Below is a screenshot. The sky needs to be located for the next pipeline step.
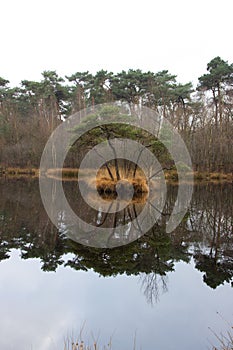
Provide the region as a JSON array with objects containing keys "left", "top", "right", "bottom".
[{"left": 1, "top": 0, "right": 233, "bottom": 87}]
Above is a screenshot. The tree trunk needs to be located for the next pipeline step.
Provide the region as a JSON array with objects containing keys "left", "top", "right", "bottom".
[{"left": 107, "top": 137, "right": 121, "bottom": 181}]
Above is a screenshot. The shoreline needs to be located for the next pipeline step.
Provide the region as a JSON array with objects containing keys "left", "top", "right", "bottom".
[{"left": 0, "top": 167, "right": 232, "bottom": 183}]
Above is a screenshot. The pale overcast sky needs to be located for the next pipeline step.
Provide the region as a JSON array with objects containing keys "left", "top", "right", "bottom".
[{"left": 1, "top": 0, "right": 233, "bottom": 87}]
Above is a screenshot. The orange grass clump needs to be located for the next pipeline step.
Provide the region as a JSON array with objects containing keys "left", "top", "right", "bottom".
[{"left": 95, "top": 175, "right": 148, "bottom": 197}]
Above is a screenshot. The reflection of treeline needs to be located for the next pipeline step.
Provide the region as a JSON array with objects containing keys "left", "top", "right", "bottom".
[
  {"left": 0, "top": 179, "right": 232, "bottom": 292},
  {"left": 189, "top": 184, "right": 233, "bottom": 289},
  {"left": 0, "top": 56, "right": 233, "bottom": 171}
]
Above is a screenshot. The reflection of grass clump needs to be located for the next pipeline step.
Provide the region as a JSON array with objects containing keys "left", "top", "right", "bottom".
[
  {"left": 96, "top": 177, "right": 116, "bottom": 194},
  {"left": 131, "top": 177, "right": 149, "bottom": 193}
]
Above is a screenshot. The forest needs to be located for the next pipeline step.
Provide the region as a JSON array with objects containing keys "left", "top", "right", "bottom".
[{"left": 0, "top": 56, "right": 233, "bottom": 173}]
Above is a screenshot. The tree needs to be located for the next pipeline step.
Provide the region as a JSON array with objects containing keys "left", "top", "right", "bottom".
[
  {"left": 111, "top": 69, "right": 146, "bottom": 108},
  {"left": 66, "top": 71, "right": 93, "bottom": 112},
  {"left": 198, "top": 56, "right": 233, "bottom": 127},
  {"left": 69, "top": 104, "right": 172, "bottom": 178},
  {"left": 89, "top": 70, "right": 113, "bottom": 105},
  {"left": 148, "top": 70, "right": 177, "bottom": 118},
  {"left": 70, "top": 105, "right": 137, "bottom": 179},
  {"left": 195, "top": 57, "right": 233, "bottom": 172},
  {"left": 40, "top": 70, "right": 70, "bottom": 121}
]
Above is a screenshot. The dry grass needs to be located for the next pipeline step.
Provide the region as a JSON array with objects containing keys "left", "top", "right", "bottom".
[
  {"left": 0, "top": 167, "right": 39, "bottom": 176},
  {"left": 63, "top": 323, "right": 114, "bottom": 350},
  {"left": 45, "top": 168, "right": 98, "bottom": 181},
  {"left": 2, "top": 165, "right": 232, "bottom": 184},
  {"left": 95, "top": 175, "right": 148, "bottom": 197},
  {"left": 88, "top": 164, "right": 150, "bottom": 197},
  {"left": 97, "top": 164, "right": 145, "bottom": 181},
  {"left": 63, "top": 317, "right": 233, "bottom": 350},
  {"left": 209, "top": 172, "right": 232, "bottom": 180},
  {"left": 164, "top": 170, "right": 178, "bottom": 180},
  {"left": 44, "top": 165, "right": 150, "bottom": 202},
  {"left": 64, "top": 340, "right": 103, "bottom": 350},
  {"left": 164, "top": 170, "right": 233, "bottom": 183},
  {"left": 209, "top": 314, "right": 233, "bottom": 350},
  {"left": 211, "top": 327, "right": 233, "bottom": 349},
  {"left": 46, "top": 168, "right": 79, "bottom": 178}
]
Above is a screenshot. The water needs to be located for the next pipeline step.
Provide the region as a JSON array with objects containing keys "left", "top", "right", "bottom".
[{"left": 0, "top": 178, "right": 232, "bottom": 350}]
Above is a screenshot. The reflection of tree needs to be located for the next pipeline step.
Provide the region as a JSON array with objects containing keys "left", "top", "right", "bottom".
[
  {"left": 140, "top": 272, "right": 168, "bottom": 305},
  {"left": 64, "top": 225, "right": 189, "bottom": 277},
  {"left": 189, "top": 184, "right": 233, "bottom": 288},
  {"left": 0, "top": 178, "right": 68, "bottom": 271},
  {"left": 0, "top": 179, "right": 233, "bottom": 295},
  {"left": 194, "top": 254, "right": 233, "bottom": 289},
  {"left": 20, "top": 230, "right": 67, "bottom": 272}
]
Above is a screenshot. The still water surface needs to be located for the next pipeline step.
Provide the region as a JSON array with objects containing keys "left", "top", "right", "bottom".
[{"left": 0, "top": 178, "right": 232, "bottom": 350}]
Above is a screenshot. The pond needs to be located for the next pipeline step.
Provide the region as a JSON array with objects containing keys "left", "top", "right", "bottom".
[{"left": 0, "top": 178, "right": 232, "bottom": 350}]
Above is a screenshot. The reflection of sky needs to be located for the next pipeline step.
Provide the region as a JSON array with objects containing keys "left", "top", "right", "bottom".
[{"left": 0, "top": 250, "right": 232, "bottom": 350}]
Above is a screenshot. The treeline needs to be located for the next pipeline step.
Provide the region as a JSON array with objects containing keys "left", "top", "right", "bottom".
[{"left": 0, "top": 56, "right": 232, "bottom": 171}]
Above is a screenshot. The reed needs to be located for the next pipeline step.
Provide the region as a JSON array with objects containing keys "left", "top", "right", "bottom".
[
  {"left": 64, "top": 340, "right": 101, "bottom": 350},
  {"left": 210, "top": 322, "right": 233, "bottom": 349}
]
